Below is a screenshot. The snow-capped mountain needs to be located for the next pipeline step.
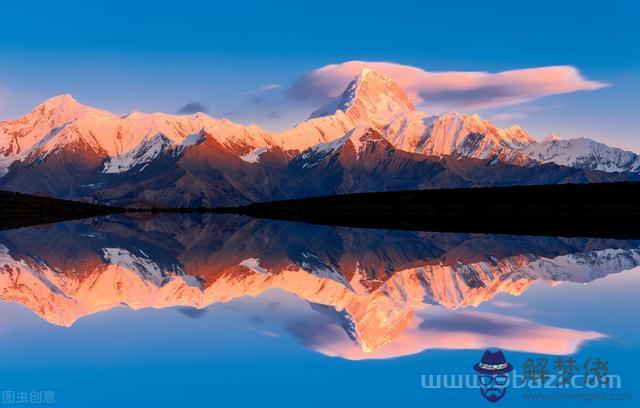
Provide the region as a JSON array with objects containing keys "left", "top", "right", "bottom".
[
  {"left": 2, "top": 91, "right": 274, "bottom": 175},
  {"left": 309, "top": 68, "right": 415, "bottom": 126},
  {"left": 382, "top": 111, "right": 535, "bottom": 165},
  {"left": 273, "top": 68, "right": 413, "bottom": 150},
  {"left": 283, "top": 125, "right": 632, "bottom": 200},
  {"left": 281, "top": 69, "right": 535, "bottom": 164},
  {"left": 1, "top": 68, "right": 638, "bottom": 206},
  {"left": 0, "top": 94, "right": 276, "bottom": 175},
  {"left": 0, "top": 94, "right": 113, "bottom": 175},
  {"left": 523, "top": 136, "right": 640, "bottom": 173}
]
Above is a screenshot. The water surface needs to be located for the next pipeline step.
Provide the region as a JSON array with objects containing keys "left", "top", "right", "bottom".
[{"left": 0, "top": 214, "right": 638, "bottom": 407}]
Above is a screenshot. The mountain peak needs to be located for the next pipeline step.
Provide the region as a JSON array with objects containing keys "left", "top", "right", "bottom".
[
  {"left": 31, "top": 94, "right": 98, "bottom": 122},
  {"left": 40, "top": 93, "right": 80, "bottom": 109},
  {"left": 358, "top": 67, "right": 375, "bottom": 76},
  {"left": 309, "top": 68, "right": 415, "bottom": 127},
  {"left": 355, "top": 67, "right": 390, "bottom": 85},
  {"left": 46, "top": 93, "right": 75, "bottom": 101},
  {"left": 2, "top": 94, "right": 99, "bottom": 133}
]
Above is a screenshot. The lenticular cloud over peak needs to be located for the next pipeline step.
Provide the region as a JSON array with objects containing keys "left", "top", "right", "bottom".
[{"left": 287, "top": 61, "right": 608, "bottom": 111}]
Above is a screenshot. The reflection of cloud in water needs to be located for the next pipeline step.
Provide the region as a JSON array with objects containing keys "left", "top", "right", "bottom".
[
  {"left": 287, "top": 308, "right": 605, "bottom": 360},
  {"left": 176, "top": 307, "right": 209, "bottom": 319},
  {"left": 490, "top": 299, "right": 527, "bottom": 309}
]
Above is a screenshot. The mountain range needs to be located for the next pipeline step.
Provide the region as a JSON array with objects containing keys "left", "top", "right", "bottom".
[{"left": 1, "top": 68, "right": 639, "bottom": 207}]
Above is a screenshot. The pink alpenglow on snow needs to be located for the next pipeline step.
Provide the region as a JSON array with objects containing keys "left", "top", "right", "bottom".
[{"left": 288, "top": 61, "right": 608, "bottom": 110}]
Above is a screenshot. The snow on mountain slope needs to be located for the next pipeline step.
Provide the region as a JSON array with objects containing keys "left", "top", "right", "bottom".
[
  {"left": 0, "top": 94, "right": 116, "bottom": 174},
  {"left": 382, "top": 111, "right": 536, "bottom": 164},
  {"left": 103, "top": 134, "right": 176, "bottom": 173},
  {"left": 275, "top": 110, "right": 355, "bottom": 151},
  {"left": 309, "top": 68, "right": 415, "bottom": 127},
  {"left": 1, "top": 68, "right": 637, "bottom": 192},
  {"left": 275, "top": 69, "right": 417, "bottom": 152},
  {"left": 239, "top": 147, "right": 269, "bottom": 163},
  {"left": 302, "top": 126, "right": 383, "bottom": 159},
  {"left": 522, "top": 136, "right": 640, "bottom": 173},
  {"left": 101, "top": 115, "right": 274, "bottom": 172},
  {"left": 301, "top": 68, "right": 536, "bottom": 165},
  {"left": 273, "top": 70, "right": 415, "bottom": 152},
  {"left": 97, "top": 113, "right": 276, "bottom": 172},
  {"left": 1, "top": 95, "right": 278, "bottom": 174},
  {"left": 291, "top": 125, "right": 390, "bottom": 171}
]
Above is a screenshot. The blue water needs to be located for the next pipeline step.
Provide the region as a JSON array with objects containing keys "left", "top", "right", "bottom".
[{"left": 0, "top": 215, "right": 637, "bottom": 407}]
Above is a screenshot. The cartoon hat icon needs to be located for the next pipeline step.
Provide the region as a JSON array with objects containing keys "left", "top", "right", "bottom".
[{"left": 473, "top": 349, "right": 513, "bottom": 375}]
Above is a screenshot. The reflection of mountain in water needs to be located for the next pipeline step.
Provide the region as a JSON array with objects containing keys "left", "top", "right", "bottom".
[{"left": 1, "top": 214, "right": 639, "bottom": 355}]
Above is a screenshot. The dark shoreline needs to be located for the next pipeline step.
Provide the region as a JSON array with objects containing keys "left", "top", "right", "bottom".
[
  {"left": 2, "top": 182, "right": 640, "bottom": 238},
  {"left": 216, "top": 182, "right": 640, "bottom": 239},
  {"left": 0, "top": 190, "right": 125, "bottom": 231}
]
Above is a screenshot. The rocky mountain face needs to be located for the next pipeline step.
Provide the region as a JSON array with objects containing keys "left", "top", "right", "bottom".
[
  {"left": 1, "top": 215, "right": 636, "bottom": 354},
  {"left": 1, "top": 70, "right": 638, "bottom": 207}
]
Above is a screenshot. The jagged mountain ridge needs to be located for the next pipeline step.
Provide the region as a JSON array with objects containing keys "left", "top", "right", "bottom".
[
  {"left": 1, "top": 69, "right": 638, "bottom": 206},
  {"left": 523, "top": 136, "right": 640, "bottom": 172},
  {"left": 382, "top": 111, "right": 535, "bottom": 165},
  {"left": 1, "top": 94, "right": 275, "bottom": 173}
]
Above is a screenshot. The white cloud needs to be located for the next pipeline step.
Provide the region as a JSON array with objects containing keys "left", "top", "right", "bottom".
[
  {"left": 491, "top": 103, "right": 563, "bottom": 123},
  {"left": 287, "top": 61, "right": 608, "bottom": 111},
  {"left": 492, "top": 112, "right": 527, "bottom": 121},
  {"left": 243, "top": 83, "right": 281, "bottom": 95}
]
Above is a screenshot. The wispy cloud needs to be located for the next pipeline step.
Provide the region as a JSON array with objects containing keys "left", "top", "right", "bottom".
[
  {"left": 491, "top": 104, "right": 563, "bottom": 122},
  {"left": 492, "top": 112, "right": 526, "bottom": 121},
  {"left": 243, "top": 83, "right": 281, "bottom": 96},
  {"left": 176, "top": 101, "right": 208, "bottom": 114},
  {"left": 240, "top": 84, "right": 285, "bottom": 123},
  {"left": 176, "top": 307, "right": 209, "bottom": 319},
  {"left": 286, "top": 61, "right": 608, "bottom": 111}
]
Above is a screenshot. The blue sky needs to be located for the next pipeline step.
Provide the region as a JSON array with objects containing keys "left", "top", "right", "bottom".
[{"left": 0, "top": 0, "right": 638, "bottom": 150}]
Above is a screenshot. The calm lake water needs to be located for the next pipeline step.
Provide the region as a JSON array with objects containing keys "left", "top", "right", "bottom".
[{"left": 0, "top": 214, "right": 638, "bottom": 407}]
